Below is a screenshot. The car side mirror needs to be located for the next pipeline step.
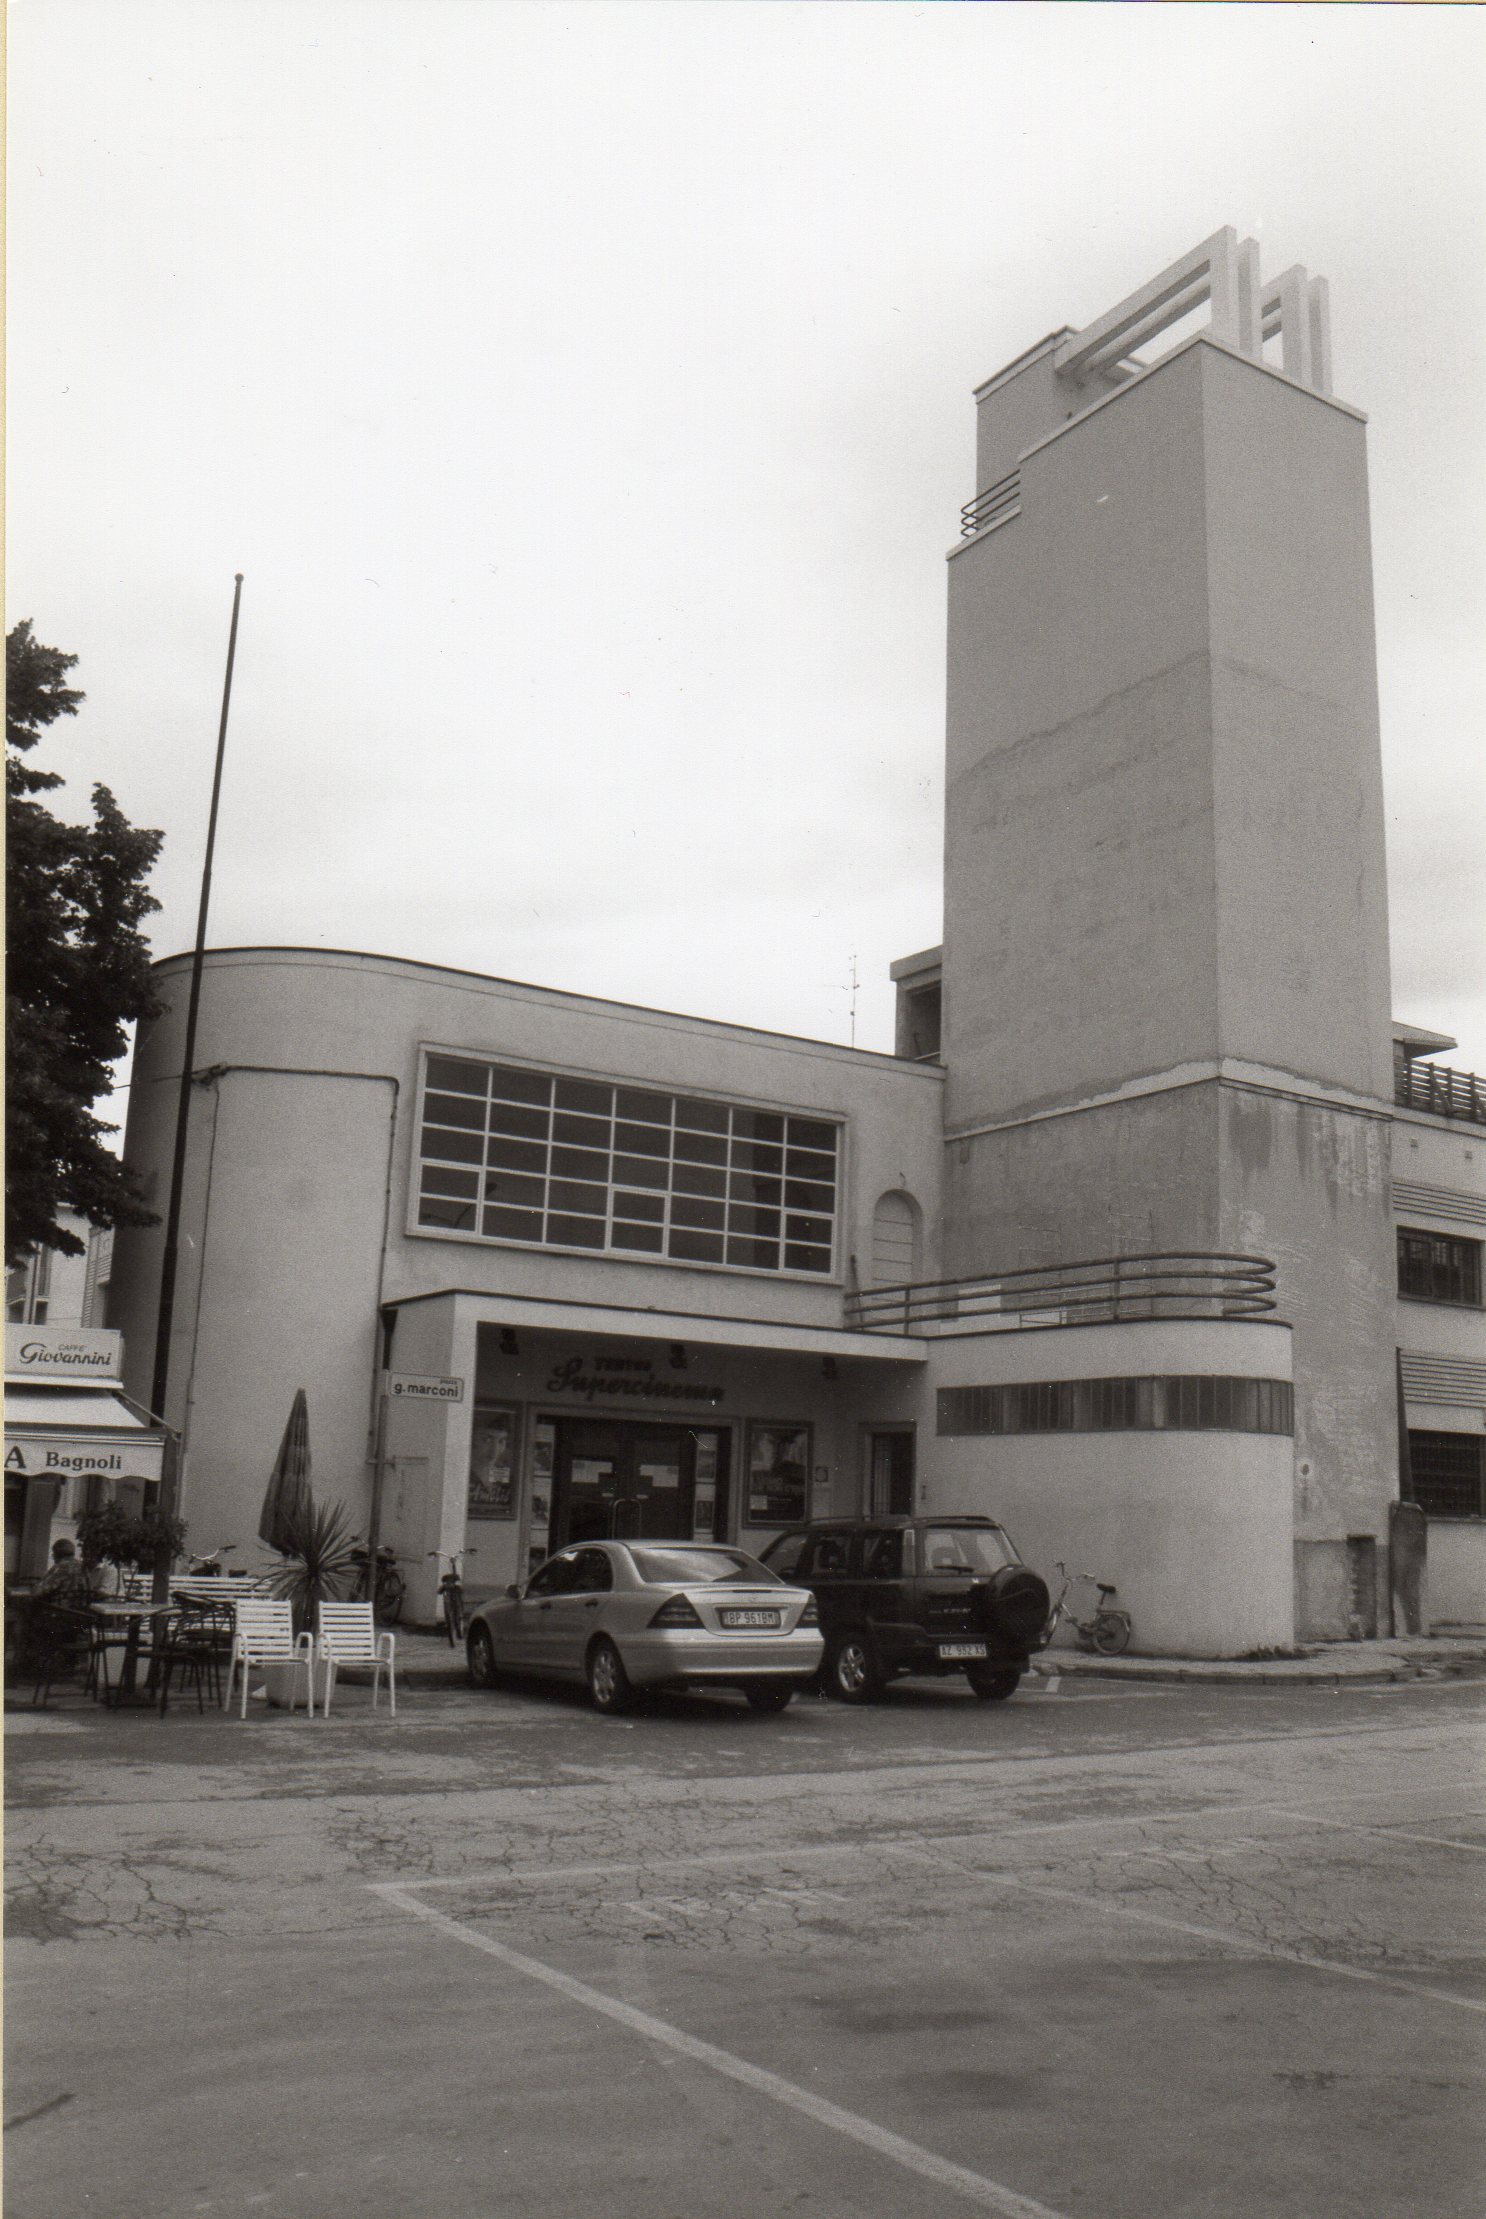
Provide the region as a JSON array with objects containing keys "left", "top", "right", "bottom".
[{"left": 505, "top": 1583, "right": 521, "bottom": 1600}]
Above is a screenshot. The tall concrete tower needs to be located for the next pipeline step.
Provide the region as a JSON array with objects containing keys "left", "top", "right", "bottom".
[{"left": 938, "top": 231, "right": 1397, "bottom": 1636}]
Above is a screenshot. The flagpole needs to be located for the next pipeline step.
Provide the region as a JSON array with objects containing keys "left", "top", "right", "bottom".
[{"left": 148, "top": 575, "right": 244, "bottom": 1590}]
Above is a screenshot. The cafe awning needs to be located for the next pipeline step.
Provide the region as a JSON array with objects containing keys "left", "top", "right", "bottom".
[{"left": 4, "top": 1383, "right": 165, "bottom": 1484}]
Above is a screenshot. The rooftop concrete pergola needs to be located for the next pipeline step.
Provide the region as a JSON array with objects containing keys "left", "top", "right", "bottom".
[{"left": 1054, "top": 224, "right": 1332, "bottom": 395}]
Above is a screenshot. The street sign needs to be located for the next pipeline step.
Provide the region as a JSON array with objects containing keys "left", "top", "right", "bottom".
[{"left": 384, "top": 1371, "right": 465, "bottom": 1404}]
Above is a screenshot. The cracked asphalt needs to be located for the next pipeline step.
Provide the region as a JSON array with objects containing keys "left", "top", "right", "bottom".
[{"left": 5, "top": 1670, "right": 1483, "bottom": 2219}]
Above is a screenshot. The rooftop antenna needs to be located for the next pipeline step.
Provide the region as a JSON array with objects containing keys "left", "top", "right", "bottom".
[{"left": 848, "top": 950, "right": 859, "bottom": 1049}]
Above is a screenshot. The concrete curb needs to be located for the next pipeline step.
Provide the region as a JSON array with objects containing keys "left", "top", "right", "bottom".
[
  {"left": 338, "top": 1631, "right": 1486, "bottom": 1696},
  {"left": 1035, "top": 1639, "right": 1486, "bottom": 1688}
]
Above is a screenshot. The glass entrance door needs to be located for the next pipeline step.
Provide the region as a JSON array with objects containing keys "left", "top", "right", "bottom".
[{"left": 550, "top": 1421, "right": 729, "bottom": 1549}]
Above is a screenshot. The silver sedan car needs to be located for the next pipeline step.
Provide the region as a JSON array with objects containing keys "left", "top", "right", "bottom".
[{"left": 465, "top": 1539, "right": 824, "bottom": 1713}]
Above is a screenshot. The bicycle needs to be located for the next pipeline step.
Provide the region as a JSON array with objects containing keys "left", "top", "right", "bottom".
[
  {"left": 430, "top": 1552, "right": 466, "bottom": 1647},
  {"left": 349, "top": 1543, "right": 405, "bottom": 1627},
  {"left": 186, "top": 1546, "right": 235, "bottom": 1576},
  {"left": 1043, "top": 1561, "right": 1132, "bottom": 1655}
]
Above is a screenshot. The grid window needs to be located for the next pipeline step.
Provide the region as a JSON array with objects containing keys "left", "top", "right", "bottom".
[
  {"left": 937, "top": 1375, "right": 1294, "bottom": 1439},
  {"left": 1407, "top": 1431, "right": 1485, "bottom": 1519},
  {"left": 415, "top": 1056, "right": 838, "bottom": 1274},
  {"left": 1398, "top": 1230, "right": 1483, "bottom": 1307}
]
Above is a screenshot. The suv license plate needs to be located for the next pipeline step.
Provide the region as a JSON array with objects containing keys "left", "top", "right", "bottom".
[
  {"left": 938, "top": 1642, "right": 987, "bottom": 1660},
  {"left": 721, "top": 1610, "right": 781, "bottom": 1628}
]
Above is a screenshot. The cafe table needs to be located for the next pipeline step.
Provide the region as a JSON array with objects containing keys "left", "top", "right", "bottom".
[{"left": 89, "top": 1598, "right": 172, "bottom": 1707}]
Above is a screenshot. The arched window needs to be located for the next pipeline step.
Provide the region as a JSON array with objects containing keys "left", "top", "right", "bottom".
[{"left": 871, "top": 1190, "right": 920, "bottom": 1286}]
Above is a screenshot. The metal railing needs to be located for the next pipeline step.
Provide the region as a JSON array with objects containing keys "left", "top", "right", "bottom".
[
  {"left": 846, "top": 1251, "right": 1278, "bottom": 1336},
  {"left": 960, "top": 470, "right": 1022, "bottom": 540},
  {"left": 1395, "top": 1060, "right": 1486, "bottom": 1126}
]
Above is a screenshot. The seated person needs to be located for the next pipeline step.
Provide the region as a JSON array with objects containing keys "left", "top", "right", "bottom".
[{"left": 34, "top": 1538, "right": 96, "bottom": 1603}]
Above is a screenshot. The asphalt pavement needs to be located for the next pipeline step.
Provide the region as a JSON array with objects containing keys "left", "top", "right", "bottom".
[{"left": 6, "top": 1656, "right": 1484, "bottom": 2219}]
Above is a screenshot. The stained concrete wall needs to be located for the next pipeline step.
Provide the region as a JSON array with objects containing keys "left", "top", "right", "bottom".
[
  {"left": 939, "top": 335, "right": 1396, "bottom": 1643},
  {"left": 944, "top": 339, "right": 1388, "bottom": 1131}
]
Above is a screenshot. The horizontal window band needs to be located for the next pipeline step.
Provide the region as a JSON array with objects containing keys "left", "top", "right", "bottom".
[{"left": 937, "top": 1375, "right": 1294, "bottom": 1439}]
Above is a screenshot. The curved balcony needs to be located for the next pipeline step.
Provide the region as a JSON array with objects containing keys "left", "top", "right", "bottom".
[{"left": 846, "top": 1251, "right": 1278, "bottom": 1336}]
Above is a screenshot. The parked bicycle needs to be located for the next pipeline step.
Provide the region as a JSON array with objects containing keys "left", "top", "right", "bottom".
[
  {"left": 430, "top": 1552, "right": 466, "bottom": 1647},
  {"left": 186, "top": 1546, "right": 235, "bottom": 1576},
  {"left": 349, "top": 1543, "right": 405, "bottom": 1626},
  {"left": 1043, "top": 1562, "right": 1132, "bottom": 1655}
]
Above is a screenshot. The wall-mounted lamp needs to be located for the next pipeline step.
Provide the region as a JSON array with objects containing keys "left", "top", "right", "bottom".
[
  {"left": 821, "top": 1355, "right": 838, "bottom": 1381},
  {"left": 499, "top": 1328, "right": 520, "bottom": 1356}
]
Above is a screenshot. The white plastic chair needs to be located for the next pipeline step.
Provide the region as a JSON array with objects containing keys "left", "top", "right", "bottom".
[
  {"left": 315, "top": 1601, "right": 396, "bottom": 1717},
  {"left": 223, "top": 1598, "right": 315, "bottom": 1717}
]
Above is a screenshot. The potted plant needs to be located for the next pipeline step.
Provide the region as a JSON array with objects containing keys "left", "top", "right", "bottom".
[
  {"left": 75, "top": 1504, "right": 188, "bottom": 1593},
  {"left": 262, "top": 1499, "right": 360, "bottom": 1707}
]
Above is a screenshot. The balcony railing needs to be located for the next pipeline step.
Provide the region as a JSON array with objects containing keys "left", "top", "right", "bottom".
[
  {"left": 960, "top": 469, "right": 1022, "bottom": 541},
  {"left": 847, "top": 1251, "right": 1278, "bottom": 1336},
  {"left": 1395, "top": 1060, "right": 1486, "bottom": 1126}
]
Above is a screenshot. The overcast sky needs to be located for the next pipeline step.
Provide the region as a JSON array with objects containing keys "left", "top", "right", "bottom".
[{"left": 9, "top": 1, "right": 1484, "bottom": 1083}]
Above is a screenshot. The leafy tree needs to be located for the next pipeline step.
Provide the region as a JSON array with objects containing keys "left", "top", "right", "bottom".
[{"left": 6, "top": 621, "right": 164, "bottom": 1263}]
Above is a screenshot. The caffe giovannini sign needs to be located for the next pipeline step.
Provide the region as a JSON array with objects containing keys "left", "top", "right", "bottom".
[{"left": 5, "top": 1326, "right": 122, "bottom": 1380}]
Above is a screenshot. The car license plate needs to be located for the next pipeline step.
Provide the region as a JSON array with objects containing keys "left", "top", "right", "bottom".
[
  {"left": 721, "top": 1609, "right": 781, "bottom": 1628},
  {"left": 938, "top": 1642, "right": 987, "bottom": 1660}
]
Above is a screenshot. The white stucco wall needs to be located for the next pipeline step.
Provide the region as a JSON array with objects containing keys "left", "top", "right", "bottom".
[
  {"left": 1426, "top": 1524, "right": 1486, "bottom": 1631},
  {"left": 921, "top": 1318, "right": 1295, "bottom": 1655},
  {"left": 109, "top": 947, "right": 944, "bottom": 1577}
]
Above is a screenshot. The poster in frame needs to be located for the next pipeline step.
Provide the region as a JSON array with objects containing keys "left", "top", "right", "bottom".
[
  {"left": 744, "top": 1420, "right": 811, "bottom": 1527},
  {"left": 468, "top": 1401, "right": 519, "bottom": 1520}
]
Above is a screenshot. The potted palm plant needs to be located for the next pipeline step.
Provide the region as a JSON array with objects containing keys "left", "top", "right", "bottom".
[{"left": 262, "top": 1498, "right": 360, "bottom": 1707}]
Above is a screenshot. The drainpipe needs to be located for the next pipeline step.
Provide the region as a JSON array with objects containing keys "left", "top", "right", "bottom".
[{"left": 365, "top": 1305, "right": 398, "bottom": 1591}]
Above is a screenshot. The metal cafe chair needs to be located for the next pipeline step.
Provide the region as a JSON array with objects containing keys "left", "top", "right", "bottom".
[
  {"left": 155, "top": 1602, "right": 236, "bottom": 1716},
  {"left": 25, "top": 1604, "right": 105, "bottom": 1708},
  {"left": 223, "top": 1598, "right": 315, "bottom": 1718},
  {"left": 314, "top": 1601, "right": 396, "bottom": 1717}
]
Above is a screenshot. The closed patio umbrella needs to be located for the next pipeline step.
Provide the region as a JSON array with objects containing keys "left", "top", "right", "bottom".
[{"left": 259, "top": 1388, "right": 313, "bottom": 1555}]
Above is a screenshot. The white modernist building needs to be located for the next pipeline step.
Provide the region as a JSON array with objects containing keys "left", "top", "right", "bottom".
[{"left": 104, "top": 232, "right": 1485, "bottom": 1651}]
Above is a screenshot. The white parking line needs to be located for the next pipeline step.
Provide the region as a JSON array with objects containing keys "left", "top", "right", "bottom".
[
  {"left": 392, "top": 1776, "right": 1486, "bottom": 1894},
  {"left": 895, "top": 1844, "right": 1486, "bottom": 2016},
  {"left": 1266, "top": 1809, "right": 1486, "bottom": 1856},
  {"left": 372, "top": 1881, "right": 1070, "bottom": 2219}
]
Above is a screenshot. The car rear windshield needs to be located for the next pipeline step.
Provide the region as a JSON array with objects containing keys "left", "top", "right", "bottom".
[
  {"left": 922, "top": 1527, "right": 1015, "bottom": 1575},
  {"left": 629, "top": 1546, "right": 777, "bottom": 1586}
]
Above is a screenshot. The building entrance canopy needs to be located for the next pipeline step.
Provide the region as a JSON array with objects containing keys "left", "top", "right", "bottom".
[{"left": 396, "top": 1289, "right": 926, "bottom": 1366}]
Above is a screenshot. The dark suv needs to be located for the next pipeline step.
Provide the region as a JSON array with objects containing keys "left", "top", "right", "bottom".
[{"left": 758, "top": 1516, "right": 1050, "bottom": 1702}]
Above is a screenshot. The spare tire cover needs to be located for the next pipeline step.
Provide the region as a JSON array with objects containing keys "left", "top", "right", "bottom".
[{"left": 977, "top": 1566, "right": 1051, "bottom": 1645}]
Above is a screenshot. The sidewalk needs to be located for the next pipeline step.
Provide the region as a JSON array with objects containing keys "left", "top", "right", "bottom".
[
  {"left": 1037, "top": 1632, "right": 1486, "bottom": 1687},
  {"left": 338, "top": 1625, "right": 470, "bottom": 1689},
  {"left": 365, "top": 1626, "right": 1486, "bottom": 1694}
]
